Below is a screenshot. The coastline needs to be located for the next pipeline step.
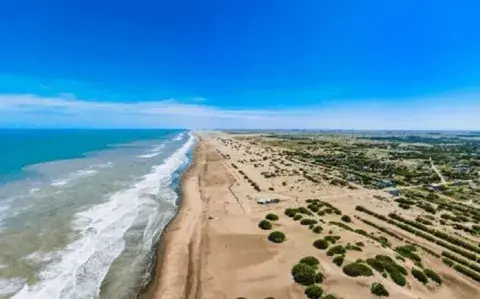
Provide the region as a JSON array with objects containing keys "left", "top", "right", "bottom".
[{"left": 139, "top": 135, "right": 204, "bottom": 299}]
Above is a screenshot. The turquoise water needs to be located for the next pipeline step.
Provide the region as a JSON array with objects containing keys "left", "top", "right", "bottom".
[
  {"left": 0, "top": 129, "right": 182, "bottom": 181},
  {"left": 0, "top": 129, "right": 195, "bottom": 299}
]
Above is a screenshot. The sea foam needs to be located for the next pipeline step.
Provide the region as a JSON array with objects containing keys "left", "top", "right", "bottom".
[{"left": 11, "top": 133, "right": 195, "bottom": 299}]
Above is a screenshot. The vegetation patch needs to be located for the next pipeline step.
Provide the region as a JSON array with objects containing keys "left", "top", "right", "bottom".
[
  {"left": 284, "top": 208, "right": 297, "bottom": 217},
  {"left": 312, "top": 225, "right": 323, "bottom": 234},
  {"left": 258, "top": 220, "right": 272, "bottom": 230},
  {"left": 395, "top": 245, "right": 422, "bottom": 263},
  {"left": 268, "top": 231, "right": 286, "bottom": 243},
  {"left": 332, "top": 255, "right": 344, "bottom": 267},
  {"left": 327, "top": 245, "right": 346, "bottom": 256},
  {"left": 291, "top": 263, "right": 317, "bottom": 286},
  {"left": 304, "top": 285, "right": 323, "bottom": 299},
  {"left": 424, "top": 269, "right": 442, "bottom": 285},
  {"left": 301, "top": 219, "right": 318, "bottom": 226},
  {"left": 341, "top": 215, "right": 351, "bottom": 223},
  {"left": 411, "top": 268, "right": 429, "bottom": 284},
  {"left": 299, "top": 256, "right": 320, "bottom": 268},
  {"left": 313, "top": 239, "right": 329, "bottom": 250},
  {"left": 371, "top": 282, "right": 389, "bottom": 297},
  {"left": 293, "top": 214, "right": 303, "bottom": 221},
  {"left": 265, "top": 213, "right": 279, "bottom": 221},
  {"left": 342, "top": 262, "right": 374, "bottom": 277}
]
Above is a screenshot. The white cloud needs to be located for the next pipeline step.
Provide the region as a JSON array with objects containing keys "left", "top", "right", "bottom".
[{"left": 0, "top": 92, "right": 479, "bottom": 129}]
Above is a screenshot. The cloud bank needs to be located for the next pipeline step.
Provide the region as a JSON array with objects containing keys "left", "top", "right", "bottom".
[{"left": 1, "top": 93, "right": 479, "bottom": 130}]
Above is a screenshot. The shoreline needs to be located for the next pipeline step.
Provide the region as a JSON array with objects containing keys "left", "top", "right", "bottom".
[{"left": 139, "top": 136, "right": 204, "bottom": 299}]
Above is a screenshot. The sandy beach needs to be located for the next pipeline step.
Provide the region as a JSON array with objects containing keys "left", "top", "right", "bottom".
[{"left": 144, "top": 132, "right": 480, "bottom": 299}]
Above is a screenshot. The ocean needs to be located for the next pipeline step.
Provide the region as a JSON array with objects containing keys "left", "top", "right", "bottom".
[{"left": 0, "top": 129, "right": 195, "bottom": 299}]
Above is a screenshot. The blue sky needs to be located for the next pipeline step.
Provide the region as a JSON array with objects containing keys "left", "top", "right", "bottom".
[{"left": 0, "top": 0, "right": 479, "bottom": 129}]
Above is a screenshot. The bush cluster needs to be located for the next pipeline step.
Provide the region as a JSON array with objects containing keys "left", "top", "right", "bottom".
[
  {"left": 313, "top": 239, "right": 329, "bottom": 250},
  {"left": 324, "top": 235, "right": 341, "bottom": 244},
  {"left": 304, "top": 285, "right": 323, "bottom": 299},
  {"left": 285, "top": 208, "right": 297, "bottom": 217},
  {"left": 332, "top": 255, "right": 344, "bottom": 267},
  {"left": 327, "top": 245, "right": 346, "bottom": 256},
  {"left": 341, "top": 215, "right": 351, "bottom": 223},
  {"left": 300, "top": 219, "right": 318, "bottom": 226},
  {"left": 312, "top": 225, "right": 323, "bottom": 234},
  {"left": 265, "top": 213, "right": 279, "bottom": 221},
  {"left": 293, "top": 214, "right": 303, "bottom": 221},
  {"left": 258, "top": 220, "right": 272, "bottom": 230},
  {"left": 291, "top": 263, "right": 317, "bottom": 285},
  {"left": 373, "top": 255, "right": 407, "bottom": 287},
  {"left": 366, "top": 258, "right": 385, "bottom": 273},
  {"left": 299, "top": 256, "right": 320, "bottom": 267},
  {"left": 356, "top": 206, "right": 480, "bottom": 263},
  {"left": 441, "top": 251, "right": 480, "bottom": 274},
  {"left": 342, "top": 262, "right": 373, "bottom": 277},
  {"left": 395, "top": 245, "right": 422, "bottom": 263},
  {"left": 298, "top": 207, "right": 313, "bottom": 216},
  {"left": 371, "top": 282, "right": 389, "bottom": 297},
  {"left": 268, "top": 231, "right": 286, "bottom": 243},
  {"left": 424, "top": 269, "right": 442, "bottom": 285},
  {"left": 346, "top": 244, "right": 362, "bottom": 252},
  {"left": 411, "top": 268, "right": 429, "bottom": 284}
]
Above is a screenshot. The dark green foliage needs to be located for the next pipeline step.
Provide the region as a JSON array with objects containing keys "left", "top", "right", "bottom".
[
  {"left": 293, "top": 214, "right": 303, "bottom": 221},
  {"left": 374, "top": 255, "right": 407, "bottom": 287},
  {"left": 304, "top": 285, "right": 323, "bottom": 299},
  {"left": 299, "top": 256, "right": 320, "bottom": 268},
  {"left": 327, "top": 245, "right": 346, "bottom": 256},
  {"left": 313, "top": 239, "right": 329, "bottom": 250},
  {"left": 258, "top": 220, "right": 272, "bottom": 230},
  {"left": 308, "top": 204, "right": 320, "bottom": 213},
  {"left": 411, "top": 268, "right": 429, "bottom": 284},
  {"left": 371, "top": 282, "right": 389, "bottom": 297},
  {"left": 266, "top": 213, "right": 279, "bottom": 221},
  {"left": 268, "top": 231, "right": 286, "bottom": 243},
  {"left": 341, "top": 215, "right": 351, "bottom": 223},
  {"left": 285, "top": 208, "right": 297, "bottom": 217},
  {"left": 441, "top": 251, "right": 480, "bottom": 273},
  {"left": 298, "top": 207, "right": 314, "bottom": 216},
  {"left": 315, "top": 272, "right": 324, "bottom": 283},
  {"left": 442, "top": 258, "right": 454, "bottom": 267},
  {"left": 366, "top": 258, "right": 385, "bottom": 273},
  {"left": 317, "top": 211, "right": 326, "bottom": 216},
  {"left": 291, "top": 263, "right": 316, "bottom": 286},
  {"left": 322, "top": 295, "right": 338, "bottom": 299},
  {"left": 424, "top": 269, "right": 442, "bottom": 285},
  {"left": 395, "top": 245, "right": 422, "bottom": 263},
  {"left": 325, "top": 208, "right": 333, "bottom": 214},
  {"left": 301, "top": 219, "right": 318, "bottom": 225},
  {"left": 332, "top": 255, "right": 344, "bottom": 266},
  {"left": 329, "top": 221, "right": 353, "bottom": 231},
  {"left": 312, "top": 225, "right": 323, "bottom": 234},
  {"left": 346, "top": 244, "right": 363, "bottom": 252},
  {"left": 324, "top": 235, "right": 339, "bottom": 244},
  {"left": 396, "top": 255, "right": 406, "bottom": 262},
  {"left": 453, "top": 264, "right": 480, "bottom": 282},
  {"left": 343, "top": 262, "right": 373, "bottom": 277},
  {"left": 356, "top": 241, "right": 365, "bottom": 247}
]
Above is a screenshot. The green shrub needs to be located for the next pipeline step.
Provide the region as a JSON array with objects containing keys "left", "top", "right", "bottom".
[
  {"left": 356, "top": 241, "right": 365, "bottom": 247},
  {"left": 325, "top": 208, "right": 333, "bottom": 214},
  {"left": 268, "top": 231, "right": 286, "bottom": 243},
  {"left": 442, "top": 258, "right": 454, "bottom": 267},
  {"left": 313, "top": 239, "right": 329, "bottom": 250},
  {"left": 322, "top": 295, "right": 338, "bottom": 299},
  {"left": 293, "top": 214, "right": 303, "bottom": 221},
  {"left": 346, "top": 244, "right": 362, "bottom": 252},
  {"left": 342, "top": 262, "right": 374, "bottom": 277},
  {"left": 299, "top": 256, "right": 320, "bottom": 268},
  {"left": 389, "top": 270, "right": 407, "bottom": 287},
  {"left": 371, "top": 282, "right": 389, "bottom": 297},
  {"left": 341, "top": 215, "right": 351, "bottom": 223},
  {"left": 366, "top": 258, "right": 385, "bottom": 273},
  {"left": 411, "top": 268, "right": 428, "bottom": 284},
  {"left": 291, "top": 263, "right": 316, "bottom": 285},
  {"left": 301, "top": 219, "right": 318, "bottom": 225},
  {"left": 424, "top": 269, "right": 442, "bottom": 285},
  {"left": 258, "top": 220, "right": 272, "bottom": 230},
  {"left": 308, "top": 204, "right": 320, "bottom": 213},
  {"left": 327, "top": 245, "right": 346, "bottom": 256},
  {"left": 266, "top": 213, "right": 279, "bottom": 221},
  {"left": 333, "top": 255, "right": 344, "bottom": 266},
  {"left": 285, "top": 208, "right": 297, "bottom": 217},
  {"left": 304, "top": 285, "right": 323, "bottom": 299},
  {"left": 324, "top": 235, "right": 339, "bottom": 244},
  {"left": 317, "top": 211, "right": 325, "bottom": 216},
  {"left": 298, "top": 207, "right": 313, "bottom": 216},
  {"left": 312, "top": 225, "right": 323, "bottom": 234},
  {"left": 395, "top": 245, "right": 422, "bottom": 263},
  {"left": 315, "top": 272, "right": 324, "bottom": 283}
]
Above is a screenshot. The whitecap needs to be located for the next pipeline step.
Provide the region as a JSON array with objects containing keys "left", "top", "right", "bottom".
[{"left": 12, "top": 133, "right": 196, "bottom": 299}]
